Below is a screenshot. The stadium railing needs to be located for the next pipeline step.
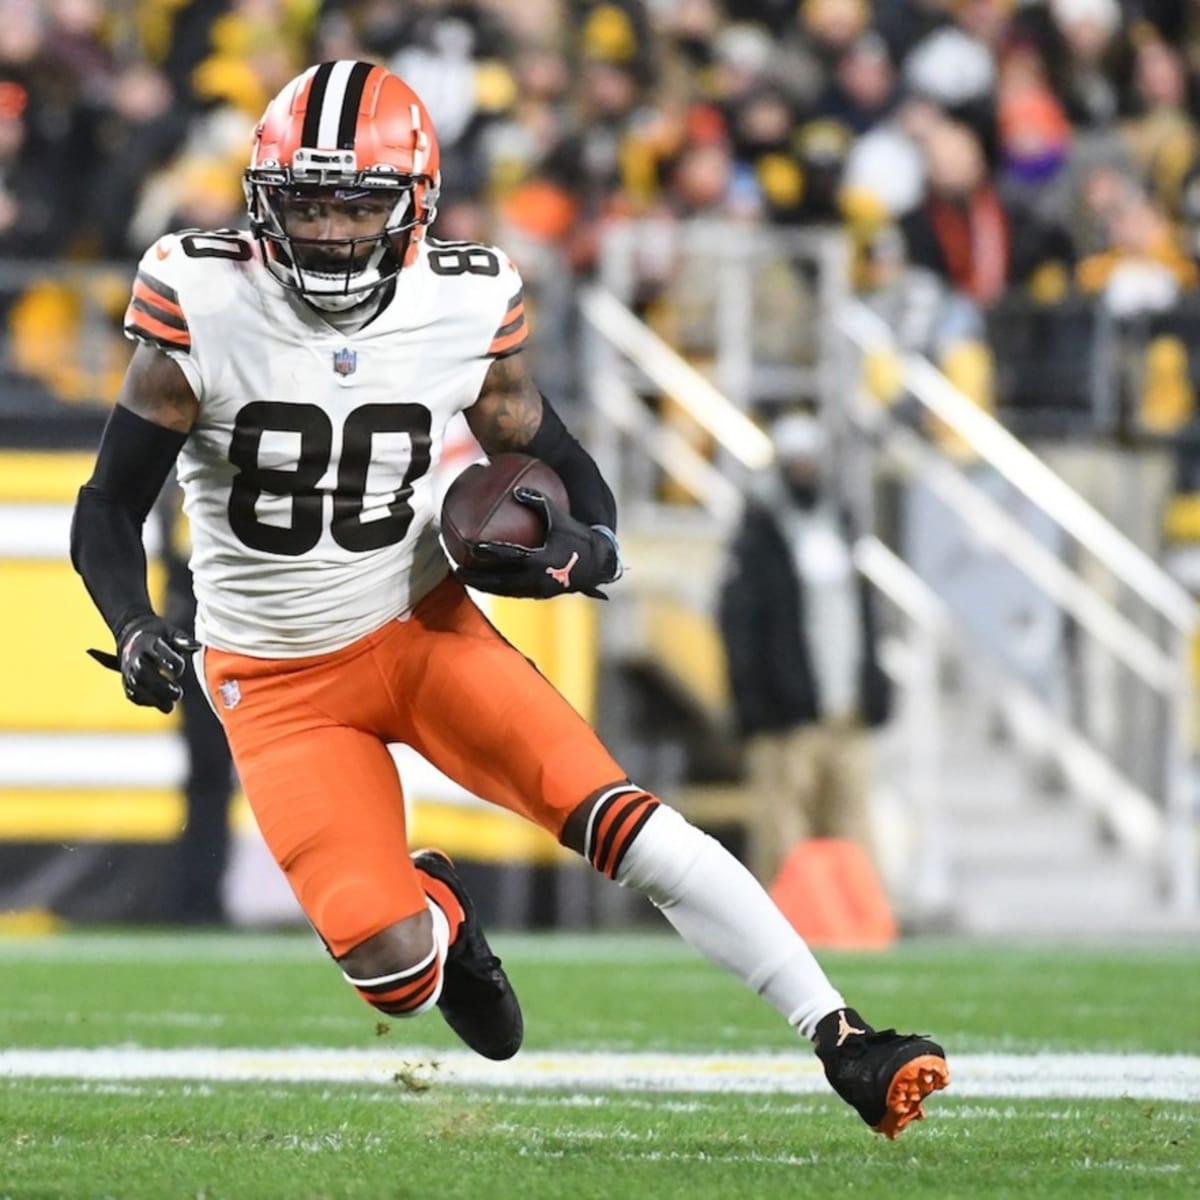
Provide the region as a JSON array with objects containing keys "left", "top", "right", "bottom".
[{"left": 582, "top": 219, "right": 1199, "bottom": 922}]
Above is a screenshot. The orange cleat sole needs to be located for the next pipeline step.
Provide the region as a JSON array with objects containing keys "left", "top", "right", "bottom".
[{"left": 873, "top": 1054, "right": 951, "bottom": 1140}]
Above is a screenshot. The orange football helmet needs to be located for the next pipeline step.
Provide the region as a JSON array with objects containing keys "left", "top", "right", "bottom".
[{"left": 244, "top": 61, "right": 441, "bottom": 308}]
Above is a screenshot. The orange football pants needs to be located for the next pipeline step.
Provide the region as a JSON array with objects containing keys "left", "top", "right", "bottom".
[{"left": 202, "top": 576, "right": 625, "bottom": 955}]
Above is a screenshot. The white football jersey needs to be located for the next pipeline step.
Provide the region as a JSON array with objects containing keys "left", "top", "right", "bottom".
[{"left": 123, "top": 230, "right": 528, "bottom": 656}]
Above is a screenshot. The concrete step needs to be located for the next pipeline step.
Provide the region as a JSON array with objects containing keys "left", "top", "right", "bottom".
[
  {"left": 953, "top": 871, "right": 1174, "bottom": 937},
  {"left": 880, "top": 683, "right": 1185, "bottom": 933},
  {"left": 943, "top": 804, "right": 1110, "bottom": 869}
]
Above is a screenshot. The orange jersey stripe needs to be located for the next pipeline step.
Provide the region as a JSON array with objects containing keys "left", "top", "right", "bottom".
[
  {"left": 488, "top": 286, "right": 527, "bottom": 357},
  {"left": 123, "top": 305, "right": 191, "bottom": 349},
  {"left": 498, "top": 300, "right": 524, "bottom": 329},
  {"left": 488, "top": 322, "right": 528, "bottom": 357},
  {"left": 132, "top": 279, "right": 185, "bottom": 323}
]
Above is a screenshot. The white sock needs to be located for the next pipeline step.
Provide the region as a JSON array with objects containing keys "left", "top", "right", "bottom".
[
  {"left": 615, "top": 805, "right": 845, "bottom": 1038},
  {"left": 427, "top": 895, "right": 450, "bottom": 964}
]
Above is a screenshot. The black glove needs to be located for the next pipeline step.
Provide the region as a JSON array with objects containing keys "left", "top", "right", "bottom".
[
  {"left": 87, "top": 615, "right": 200, "bottom": 714},
  {"left": 455, "top": 486, "right": 622, "bottom": 600}
]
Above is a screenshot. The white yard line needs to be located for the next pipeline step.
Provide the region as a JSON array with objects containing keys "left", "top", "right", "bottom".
[
  {"left": 2, "top": 1048, "right": 1199, "bottom": 1101},
  {"left": 0, "top": 932, "right": 700, "bottom": 964}
]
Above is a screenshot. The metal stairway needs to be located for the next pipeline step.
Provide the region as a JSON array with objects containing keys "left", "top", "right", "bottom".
[
  {"left": 874, "top": 668, "right": 1196, "bottom": 937},
  {"left": 581, "top": 242, "right": 1198, "bottom": 935}
]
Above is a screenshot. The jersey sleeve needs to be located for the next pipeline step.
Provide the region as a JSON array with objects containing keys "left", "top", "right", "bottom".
[
  {"left": 484, "top": 251, "right": 528, "bottom": 360},
  {"left": 124, "top": 238, "right": 192, "bottom": 354},
  {"left": 123, "top": 232, "right": 222, "bottom": 398}
]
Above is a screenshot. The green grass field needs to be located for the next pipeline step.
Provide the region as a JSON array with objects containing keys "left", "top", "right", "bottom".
[{"left": 1, "top": 930, "right": 1198, "bottom": 1199}]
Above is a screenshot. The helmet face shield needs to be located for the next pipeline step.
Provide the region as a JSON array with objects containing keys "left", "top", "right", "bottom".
[
  {"left": 246, "top": 177, "right": 428, "bottom": 304},
  {"left": 244, "top": 63, "right": 442, "bottom": 308}
]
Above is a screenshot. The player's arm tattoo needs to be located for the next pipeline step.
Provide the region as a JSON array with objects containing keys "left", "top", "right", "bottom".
[
  {"left": 467, "top": 351, "right": 543, "bottom": 454},
  {"left": 118, "top": 343, "right": 199, "bottom": 433}
]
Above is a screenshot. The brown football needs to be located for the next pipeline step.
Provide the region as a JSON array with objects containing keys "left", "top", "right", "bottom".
[{"left": 440, "top": 453, "right": 569, "bottom": 569}]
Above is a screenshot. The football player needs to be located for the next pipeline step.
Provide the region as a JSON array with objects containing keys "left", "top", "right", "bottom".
[{"left": 71, "top": 61, "right": 948, "bottom": 1135}]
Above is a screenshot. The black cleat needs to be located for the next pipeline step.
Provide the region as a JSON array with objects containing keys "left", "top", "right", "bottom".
[
  {"left": 412, "top": 849, "right": 524, "bottom": 1061},
  {"left": 814, "top": 1007, "right": 949, "bottom": 1139}
]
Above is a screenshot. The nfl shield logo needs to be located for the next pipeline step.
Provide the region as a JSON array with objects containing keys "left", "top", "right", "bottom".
[
  {"left": 218, "top": 679, "right": 241, "bottom": 710},
  {"left": 332, "top": 347, "right": 357, "bottom": 376}
]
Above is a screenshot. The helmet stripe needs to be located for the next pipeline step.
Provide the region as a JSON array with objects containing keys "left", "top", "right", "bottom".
[
  {"left": 299, "top": 61, "right": 334, "bottom": 148},
  {"left": 315, "top": 60, "right": 356, "bottom": 148},
  {"left": 337, "top": 61, "right": 375, "bottom": 150}
]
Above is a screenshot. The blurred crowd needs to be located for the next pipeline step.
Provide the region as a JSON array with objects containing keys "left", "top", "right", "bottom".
[{"left": 3, "top": 0, "right": 1200, "bottom": 435}]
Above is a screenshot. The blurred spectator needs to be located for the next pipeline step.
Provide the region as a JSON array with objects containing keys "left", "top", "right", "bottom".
[
  {"left": 995, "top": 36, "right": 1074, "bottom": 224},
  {"left": 708, "top": 20, "right": 786, "bottom": 106},
  {"left": 667, "top": 137, "right": 745, "bottom": 218},
  {"left": 899, "top": 117, "right": 1073, "bottom": 353},
  {"left": 44, "top": 0, "right": 112, "bottom": 102},
  {"left": 659, "top": 0, "right": 733, "bottom": 78},
  {"left": 486, "top": 39, "right": 571, "bottom": 203},
  {"left": 816, "top": 30, "right": 898, "bottom": 136},
  {"left": 6, "top": 267, "right": 128, "bottom": 405},
  {"left": 873, "top": 0, "right": 959, "bottom": 66},
  {"left": 190, "top": 0, "right": 310, "bottom": 121},
  {"left": 856, "top": 115, "right": 1070, "bottom": 433},
  {"left": 530, "top": 49, "right": 651, "bottom": 270},
  {"left": 0, "top": 1, "right": 61, "bottom": 127},
  {"left": 902, "top": 18, "right": 997, "bottom": 144},
  {"left": 1045, "top": 0, "right": 1129, "bottom": 131},
  {"left": 839, "top": 95, "right": 932, "bottom": 227},
  {"left": 129, "top": 155, "right": 248, "bottom": 249},
  {"left": 1077, "top": 182, "right": 1198, "bottom": 317},
  {"left": 955, "top": 0, "right": 1018, "bottom": 54},
  {"left": 801, "top": 0, "right": 871, "bottom": 66},
  {"left": 1068, "top": 158, "right": 1133, "bottom": 256},
  {"left": 353, "top": 0, "right": 516, "bottom": 201},
  {"left": 717, "top": 412, "right": 892, "bottom": 886},
  {"left": 0, "top": 79, "right": 70, "bottom": 259},
  {"left": 1120, "top": 37, "right": 1198, "bottom": 218},
  {"left": 309, "top": 4, "right": 370, "bottom": 61},
  {"left": 87, "top": 62, "right": 188, "bottom": 256},
  {"left": 576, "top": 0, "right": 656, "bottom": 89},
  {"left": 137, "top": 0, "right": 314, "bottom": 249},
  {"left": 0, "top": 0, "right": 1195, "bottom": 452}
]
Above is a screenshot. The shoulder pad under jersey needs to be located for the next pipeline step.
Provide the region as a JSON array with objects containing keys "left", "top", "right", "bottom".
[
  {"left": 123, "top": 229, "right": 256, "bottom": 355},
  {"left": 423, "top": 238, "right": 530, "bottom": 361}
]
